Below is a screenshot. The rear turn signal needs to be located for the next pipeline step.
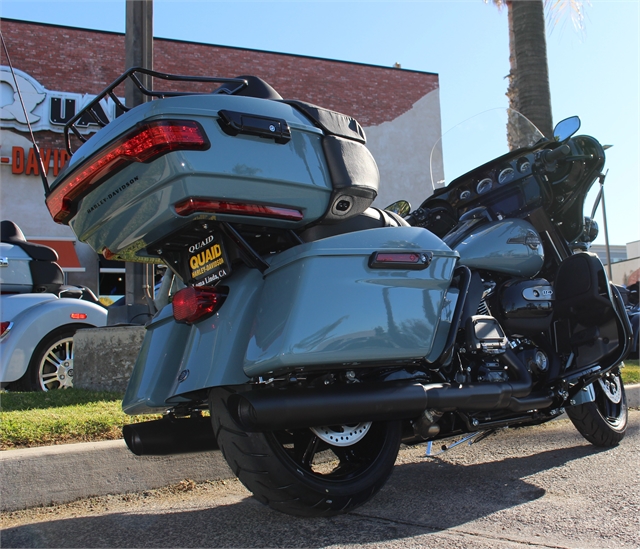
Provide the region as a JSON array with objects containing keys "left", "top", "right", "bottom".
[
  {"left": 172, "top": 286, "right": 227, "bottom": 324},
  {"left": 46, "top": 120, "right": 209, "bottom": 224}
]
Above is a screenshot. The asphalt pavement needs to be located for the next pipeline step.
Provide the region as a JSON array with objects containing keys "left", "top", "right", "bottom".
[
  {"left": 3, "top": 411, "right": 639, "bottom": 549},
  {"left": 1, "top": 384, "right": 639, "bottom": 513}
]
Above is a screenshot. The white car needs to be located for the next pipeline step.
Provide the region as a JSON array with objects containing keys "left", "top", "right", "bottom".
[{"left": 1, "top": 221, "right": 107, "bottom": 391}]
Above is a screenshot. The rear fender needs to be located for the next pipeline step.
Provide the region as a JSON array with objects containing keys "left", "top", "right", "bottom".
[
  {"left": 122, "top": 266, "right": 263, "bottom": 415},
  {"left": 0, "top": 296, "right": 107, "bottom": 383}
]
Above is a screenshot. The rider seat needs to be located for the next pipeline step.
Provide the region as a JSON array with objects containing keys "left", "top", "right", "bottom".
[{"left": 299, "top": 206, "right": 409, "bottom": 243}]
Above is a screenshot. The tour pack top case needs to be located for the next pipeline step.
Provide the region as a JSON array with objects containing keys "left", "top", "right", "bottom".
[{"left": 46, "top": 72, "right": 380, "bottom": 264}]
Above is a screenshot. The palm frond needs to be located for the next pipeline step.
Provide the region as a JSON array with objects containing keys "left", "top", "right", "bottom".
[
  {"left": 484, "top": 0, "right": 506, "bottom": 11},
  {"left": 545, "top": 0, "right": 589, "bottom": 32}
]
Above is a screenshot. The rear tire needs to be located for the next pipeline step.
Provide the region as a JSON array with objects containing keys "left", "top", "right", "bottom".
[
  {"left": 566, "top": 371, "right": 627, "bottom": 447},
  {"left": 209, "top": 387, "right": 402, "bottom": 517}
]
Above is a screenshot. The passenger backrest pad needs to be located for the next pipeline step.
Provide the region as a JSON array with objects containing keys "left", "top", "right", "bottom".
[
  {"left": 321, "top": 135, "right": 379, "bottom": 223},
  {"left": 285, "top": 100, "right": 379, "bottom": 224}
]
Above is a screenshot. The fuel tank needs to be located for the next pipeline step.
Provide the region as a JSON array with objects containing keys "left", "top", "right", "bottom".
[{"left": 446, "top": 219, "right": 544, "bottom": 277}]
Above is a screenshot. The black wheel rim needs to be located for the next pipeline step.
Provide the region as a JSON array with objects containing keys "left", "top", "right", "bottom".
[{"left": 270, "top": 421, "right": 395, "bottom": 484}]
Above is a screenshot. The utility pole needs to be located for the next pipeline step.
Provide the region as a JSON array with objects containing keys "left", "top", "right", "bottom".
[{"left": 117, "top": 0, "right": 154, "bottom": 323}]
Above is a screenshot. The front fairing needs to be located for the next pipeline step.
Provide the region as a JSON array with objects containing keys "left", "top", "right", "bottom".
[{"left": 422, "top": 109, "right": 605, "bottom": 245}]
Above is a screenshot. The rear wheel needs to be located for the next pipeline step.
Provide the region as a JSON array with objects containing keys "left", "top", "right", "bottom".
[
  {"left": 209, "top": 387, "right": 402, "bottom": 517},
  {"left": 566, "top": 371, "right": 627, "bottom": 447}
]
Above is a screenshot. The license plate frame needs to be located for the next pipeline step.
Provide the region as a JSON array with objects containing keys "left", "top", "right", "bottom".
[{"left": 187, "top": 232, "right": 231, "bottom": 286}]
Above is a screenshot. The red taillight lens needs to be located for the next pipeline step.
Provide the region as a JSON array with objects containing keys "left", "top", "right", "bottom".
[
  {"left": 175, "top": 197, "right": 304, "bottom": 222},
  {"left": 70, "top": 313, "right": 88, "bottom": 320},
  {"left": 172, "top": 286, "right": 227, "bottom": 324},
  {"left": 46, "top": 120, "right": 209, "bottom": 224},
  {"left": 0, "top": 321, "right": 12, "bottom": 339}
]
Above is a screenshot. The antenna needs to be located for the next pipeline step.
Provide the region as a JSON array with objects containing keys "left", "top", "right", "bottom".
[{"left": 0, "top": 31, "right": 50, "bottom": 195}]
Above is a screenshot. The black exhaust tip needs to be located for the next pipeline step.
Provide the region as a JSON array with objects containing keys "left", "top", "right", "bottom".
[{"left": 123, "top": 415, "right": 218, "bottom": 456}]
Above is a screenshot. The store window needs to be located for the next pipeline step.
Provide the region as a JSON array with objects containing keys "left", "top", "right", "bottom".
[{"left": 98, "top": 256, "right": 125, "bottom": 305}]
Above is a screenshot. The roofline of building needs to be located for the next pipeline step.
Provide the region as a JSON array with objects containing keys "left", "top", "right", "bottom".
[{"left": 3, "top": 18, "right": 438, "bottom": 77}]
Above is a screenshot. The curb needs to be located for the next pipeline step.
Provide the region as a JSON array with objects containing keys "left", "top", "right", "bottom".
[
  {"left": 627, "top": 383, "right": 640, "bottom": 408},
  {"left": 2, "top": 384, "right": 639, "bottom": 513},
  {"left": 0, "top": 439, "right": 233, "bottom": 512}
]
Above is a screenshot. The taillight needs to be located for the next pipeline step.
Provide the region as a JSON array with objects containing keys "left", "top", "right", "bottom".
[
  {"left": 175, "top": 197, "right": 303, "bottom": 222},
  {"left": 172, "top": 286, "right": 227, "bottom": 324},
  {"left": 0, "top": 321, "right": 13, "bottom": 340},
  {"left": 46, "top": 120, "right": 209, "bottom": 224}
]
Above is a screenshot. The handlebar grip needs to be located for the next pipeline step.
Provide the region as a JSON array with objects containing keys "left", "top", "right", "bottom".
[
  {"left": 542, "top": 143, "right": 571, "bottom": 164},
  {"left": 404, "top": 211, "right": 419, "bottom": 226}
]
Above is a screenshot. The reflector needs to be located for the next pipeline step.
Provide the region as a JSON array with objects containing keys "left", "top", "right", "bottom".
[
  {"left": 368, "top": 251, "right": 433, "bottom": 270},
  {"left": 70, "top": 313, "right": 88, "bottom": 319},
  {"left": 175, "top": 197, "right": 303, "bottom": 222},
  {"left": 172, "top": 286, "right": 227, "bottom": 324},
  {"left": 0, "top": 321, "right": 12, "bottom": 338},
  {"left": 375, "top": 253, "right": 421, "bottom": 263}
]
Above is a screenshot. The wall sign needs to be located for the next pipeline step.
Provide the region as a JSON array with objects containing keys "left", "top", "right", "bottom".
[
  {"left": 0, "top": 66, "right": 121, "bottom": 134},
  {"left": 3, "top": 146, "right": 70, "bottom": 176}
]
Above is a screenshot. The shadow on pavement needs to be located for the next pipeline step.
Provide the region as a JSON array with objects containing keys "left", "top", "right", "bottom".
[{"left": 1, "top": 441, "right": 610, "bottom": 548}]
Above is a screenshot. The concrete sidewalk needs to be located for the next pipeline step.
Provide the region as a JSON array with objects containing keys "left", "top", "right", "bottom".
[{"left": 2, "top": 384, "right": 639, "bottom": 513}]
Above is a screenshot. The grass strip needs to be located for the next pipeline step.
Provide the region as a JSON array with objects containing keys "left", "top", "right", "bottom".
[
  {"left": 622, "top": 359, "right": 639, "bottom": 384},
  {"left": 1, "top": 362, "right": 638, "bottom": 450},
  {"left": 1, "top": 389, "right": 160, "bottom": 450}
]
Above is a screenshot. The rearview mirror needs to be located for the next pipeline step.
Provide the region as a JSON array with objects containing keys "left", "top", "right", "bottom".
[
  {"left": 553, "top": 116, "right": 581, "bottom": 142},
  {"left": 385, "top": 200, "right": 411, "bottom": 217}
]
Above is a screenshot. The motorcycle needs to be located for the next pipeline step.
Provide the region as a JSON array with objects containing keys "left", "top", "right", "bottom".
[
  {"left": 0, "top": 220, "right": 108, "bottom": 391},
  {"left": 44, "top": 68, "right": 632, "bottom": 517}
]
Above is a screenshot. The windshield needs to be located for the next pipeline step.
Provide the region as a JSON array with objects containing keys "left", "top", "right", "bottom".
[{"left": 429, "top": 108, "right": 545, "bottom": 192}]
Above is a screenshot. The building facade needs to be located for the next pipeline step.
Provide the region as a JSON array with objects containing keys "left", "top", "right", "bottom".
[{"left": 1, "top": 19, "right": 442, "bottom": 297}]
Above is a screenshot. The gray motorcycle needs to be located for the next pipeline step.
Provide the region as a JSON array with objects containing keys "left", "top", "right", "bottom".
[{"left": 45, "top": 69, "right": 632, "bottom": 517}]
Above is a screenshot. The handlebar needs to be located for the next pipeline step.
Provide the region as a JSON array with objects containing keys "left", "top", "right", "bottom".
[{"left": 541, "top": 143, "right": 571, "bottom": 165}]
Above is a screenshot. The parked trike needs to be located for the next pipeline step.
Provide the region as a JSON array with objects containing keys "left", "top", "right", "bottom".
[{"left": 0, "top": 221, "right": 107, "bottom": 391}]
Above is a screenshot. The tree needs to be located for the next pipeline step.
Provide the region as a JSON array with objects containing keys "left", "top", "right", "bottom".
[{"left": 490, "top": 0, "right": 586, "bottom": 143}]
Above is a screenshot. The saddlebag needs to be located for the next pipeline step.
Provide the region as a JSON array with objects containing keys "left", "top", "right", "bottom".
[{"left": 243, "top": 226, "right": 459, "bottom": 377}]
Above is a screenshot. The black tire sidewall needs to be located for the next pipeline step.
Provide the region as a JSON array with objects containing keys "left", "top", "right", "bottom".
[
  {"left": 567, "top": 375, "right": 628, "bottom": 446},
  {"left": 210, "top": 386, "right": 402, "bottom": 516}
]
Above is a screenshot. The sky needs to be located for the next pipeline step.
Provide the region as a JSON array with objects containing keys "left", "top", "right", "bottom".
[{"left": 1, "top": 0, "right": 638, "bottom": 247}]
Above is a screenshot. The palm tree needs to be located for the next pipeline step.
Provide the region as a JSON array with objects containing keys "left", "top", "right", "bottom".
[{"left": 490, "top": 0, "right": 586, "bottom": 144}]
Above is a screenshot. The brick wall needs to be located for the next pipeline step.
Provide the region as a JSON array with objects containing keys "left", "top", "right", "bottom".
[{"left": 2, "top": 19, "right": 438, "bottom": 128}]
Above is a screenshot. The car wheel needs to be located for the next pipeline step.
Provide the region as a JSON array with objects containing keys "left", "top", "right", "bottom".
[{"left": 17, "top": 325, "right": 83, "bottom": 391}]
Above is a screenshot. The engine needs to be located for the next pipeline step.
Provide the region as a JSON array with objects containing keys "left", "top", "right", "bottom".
[
  {"left": 454, "top": 277, "right": 555, "bottom": 386},
  {"left": 492, "top": 278, "right": 554, "bottom": 337}
]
